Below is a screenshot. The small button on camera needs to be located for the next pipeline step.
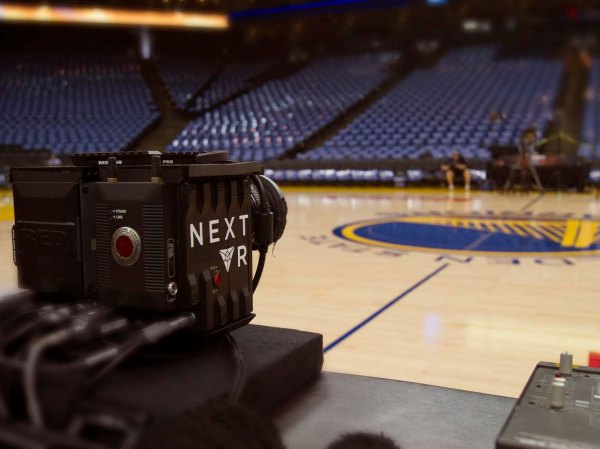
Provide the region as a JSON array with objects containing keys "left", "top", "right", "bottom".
[
  {"left": 167, "top": 282, "right": 178, "bottom": 296},
  {"left": 212, "top": 270, "right": 222, "bottom": 287}
]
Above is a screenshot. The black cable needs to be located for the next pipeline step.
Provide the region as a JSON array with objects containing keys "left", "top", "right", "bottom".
[
  {"left": 1, "top": 319, "right": 43, "bottom": 348},
  {"left": 22, "top": 306, "right": 99, "bottom": 427},
  {"left": 22, "top": 306, "right": 127, "bottom": 427},
  {"left": 84, "top": 313, "right": 196, "bottom": 390},
  {"left": 0, "top": 304, "right": 80, "bottom": 355},
  {"left": 251, "top": 174, "right": 270, "bottom": 291},
  {"left": 0, "top": 309, "right": 42, "bottom": 342},
  {"left": 24, "top": 328, "right": 72, "bottom": 427},
  {"left": 4, "top": 303, "right": 101, "bottom": 351},
  {"left": 252, "top": 250, "right": 267, "bottom": 291},
  {"left": 14, "top": 301, "right": 196, "bottom": 430},
  {"left": 83, "top": 337, "right": 145, "bottom": 390},
  {"left": 225, "top": 333, "right": 246, "bottom": 404},
  {"left": 0, "top": 303, "right": 101, "bottom": 349},
  {"left": 0, "top": 390, "right": 9, "bottom": 420}
]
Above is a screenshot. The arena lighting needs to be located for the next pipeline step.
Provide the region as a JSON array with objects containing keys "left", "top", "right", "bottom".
[
  {"left": 462, "top": 18, "right": 492, "bottom": 33},
  {"left": 0, "top": 3, "right": 229, "bottom": 29}
]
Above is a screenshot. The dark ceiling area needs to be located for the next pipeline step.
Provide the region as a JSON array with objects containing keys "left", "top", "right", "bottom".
[
  {"left": 2, "top": 0, "right": 600, "bottom": 55},
  {"left": 4, "top": 0, "right": 600, "bottom": 23},
  {"left": 5, "top": 0, "right": 596, "bottom": 16}
]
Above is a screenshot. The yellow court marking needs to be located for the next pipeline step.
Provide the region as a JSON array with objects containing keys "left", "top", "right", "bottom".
[
  {"left": 0, "top": 208, "right": 13, "bottom": 222},
  {"left": 339, "top": 216, "right": 600, "bottom": 257},
  {"left": 530, "top": 224, "right": 563, "bottom": 243},
  {"left": 507, "top": 223, "right": 528, "bottom": 237},
  {"left": 522, "top": 224, "right": 544, "bottom": 240},
  {"left": 561, "top": 220, "right": 600, "bottom": 248},
  {"left": 0, "top": 191, "right": 13, "bottom": 222},
  {"left": 398, "top": 215, "right": 567, "bottom": 243},
  {"left": 575, "top": 221, "right": 598, "bottom": 249},
  {"left": 562, "top": 219, "right": 580, "bottom": 247}
]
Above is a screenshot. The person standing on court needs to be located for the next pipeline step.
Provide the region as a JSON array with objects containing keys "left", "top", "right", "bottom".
[{"left": 441, "top": 150, "right": 470, "bottom": 191}]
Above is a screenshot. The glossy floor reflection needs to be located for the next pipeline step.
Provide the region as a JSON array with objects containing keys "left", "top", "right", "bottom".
[{"left": 253, "top": 189, "right": 600, "bottom": 397}]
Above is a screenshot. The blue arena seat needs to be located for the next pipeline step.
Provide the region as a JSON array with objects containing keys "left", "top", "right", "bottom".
[
  {"left": 155, "top": 56, "right": 218, "bottom": 111},
  {"left": 191, "top": 60, "right": 273, "bottom": 112},
  {"left": 0, "top": 53, "right": 159, "bottom": 154},
  {"left": 579, "top": 61, "right": 600, "bottom": 160},
  {"left": 303, "top": 46, "right": 562, "bottom": 163},
  {"left": 168, "top": 52, "right": 398, "bottom": 161}
]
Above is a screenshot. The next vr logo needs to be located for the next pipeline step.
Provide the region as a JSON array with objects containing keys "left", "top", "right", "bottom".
[
  {"left": 189, "top": 215, "right": 248, "bottom": 247},
  {"left": 333, "top": 213, "right": 600, "bottom": 257},
  {"left": 189, "top": 215, "right": 249, "bottom": 272},
  {"left": 219, "top": 247, "right": 235, "bottom": 272}
]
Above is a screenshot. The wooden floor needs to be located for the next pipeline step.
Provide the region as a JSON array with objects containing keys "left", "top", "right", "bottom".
[
  {"left": 1, "top": 188, "right": 599, "bottom": 398},
  {"left": 253, "top": 188, "right": 600, "bottom": 398}
]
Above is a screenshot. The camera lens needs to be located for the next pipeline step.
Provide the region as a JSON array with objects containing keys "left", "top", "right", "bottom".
[{"left": 250, "top": 175, "right": 287, "bottom": 245}]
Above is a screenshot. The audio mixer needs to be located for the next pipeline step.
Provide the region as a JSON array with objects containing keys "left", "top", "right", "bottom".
[{"left": 497, "top": 352, "right": 600, "bottom": 449}]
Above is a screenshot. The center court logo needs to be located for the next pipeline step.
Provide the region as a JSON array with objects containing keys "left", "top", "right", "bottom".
[{"left": 333, "top": 213, "right": 600, "bottom": 257}]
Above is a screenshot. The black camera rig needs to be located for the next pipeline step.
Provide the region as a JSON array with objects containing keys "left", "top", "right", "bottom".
[
  {"left": 11, "top": 151, "right": 287, "bottom": 334},
  {"left": 0, "top": 151, "right": 288, "bottom": 448}
]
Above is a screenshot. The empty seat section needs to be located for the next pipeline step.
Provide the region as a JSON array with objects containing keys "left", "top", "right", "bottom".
[
  {"left": 579, "top": 60, "right": 600, "bottom": 160},
  {"left": 191, "top": 60, "right": 273, "bottom": 112},
  {"left": 155, "top": 56, "right": 218, "bottom": 110},
  {"left": 168, "top": 52, "right": 398, "bottom": 161},
  {"left": 303, "top": 46, "right": 563, "bottom": 162},
  {"left": 0, "top": 53, "right": 159, "bottom": 154}
]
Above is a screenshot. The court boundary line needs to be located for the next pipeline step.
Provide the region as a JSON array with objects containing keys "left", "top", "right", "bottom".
[
  {"left": 520, "top": 193, "right": 544, "bottom": 212},
  {"left": 323, "top": 263, "right": 449, "bottom": 353},
  {"left": 324, "top": 192, "right": 546, "bottom": 353}
]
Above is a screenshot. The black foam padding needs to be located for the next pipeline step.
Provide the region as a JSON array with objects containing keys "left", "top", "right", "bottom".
[
  {"left": 138, "top": 402, "right": 286, "bottom": 449},
  {"left": 275, "top": 372, "right": 514, "bottom": 449},
  {"left": 89, "top": 325, "right": 323, "bottom": 422}
]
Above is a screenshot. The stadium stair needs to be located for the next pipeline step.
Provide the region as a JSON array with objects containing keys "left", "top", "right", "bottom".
[{"left": 133, "top": 59, "right": 192, "bottom": 152}]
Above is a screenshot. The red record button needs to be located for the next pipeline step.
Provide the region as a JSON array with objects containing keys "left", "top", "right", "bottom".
[
  {"left": 213, "top": 270, "right": 222, "bottom": 287},
  {"left": 115, "top": 235, "right": 134, "bottom": 258},
  {"left": 111, "top": 227, "right": 141, "bottom": 267}
]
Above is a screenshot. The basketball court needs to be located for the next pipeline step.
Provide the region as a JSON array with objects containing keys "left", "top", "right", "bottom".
[
  {"left": 253, "top": 188, "right": 600, "bottom": 398},
  {"left": 0, "top": 188, "right": 598, "bottom": 398}
]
